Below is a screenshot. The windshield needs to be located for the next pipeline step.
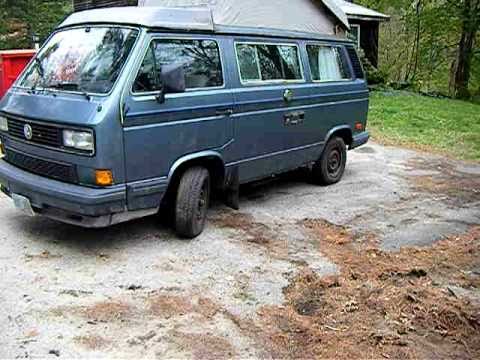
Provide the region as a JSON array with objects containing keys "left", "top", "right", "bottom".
[{"left": 18, "top": 27, "right": 139, "bottom": 94}]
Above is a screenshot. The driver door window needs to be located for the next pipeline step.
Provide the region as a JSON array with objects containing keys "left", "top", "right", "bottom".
[
  {"left": 133, "top": 44, "right": 160, "bottom": 93},
  {"left": 133, "top": 38, "right": 223, "bottom": 94}
]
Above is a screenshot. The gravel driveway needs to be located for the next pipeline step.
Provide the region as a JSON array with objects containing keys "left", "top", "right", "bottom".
[{"left": 1, "top": 142, "right": 479, "bottom": 359}]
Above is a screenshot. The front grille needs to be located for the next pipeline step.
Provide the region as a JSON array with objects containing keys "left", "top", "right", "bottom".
[
  {"left": 5, "top": 149, "right": 77, "bottom": 184},
  {"left": 7, "top": 118, "right": 62, "bottom": 148}
]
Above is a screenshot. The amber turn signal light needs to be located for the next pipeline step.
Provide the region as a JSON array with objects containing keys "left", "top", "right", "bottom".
[
  {"left": 355, "top": 122, "right": 364, "bottom": 131},
  {"left": 0, "top": 141, "right": 5, "bottom": 158},
  {"left": 95, "top": 170, "right": 113, "bottom": 186}
]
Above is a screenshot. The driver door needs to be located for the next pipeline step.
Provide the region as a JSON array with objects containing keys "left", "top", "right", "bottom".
[{"left": 122, "top": 35, "right": 234, "bottom": 210}]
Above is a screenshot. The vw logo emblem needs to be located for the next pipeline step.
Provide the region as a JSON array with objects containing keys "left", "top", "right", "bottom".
[{"left": 23, "top": 124, "right": 33, "bottom": 140}]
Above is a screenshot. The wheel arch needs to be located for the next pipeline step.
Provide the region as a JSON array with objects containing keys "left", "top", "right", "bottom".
[
  {"left": 166, "top": 151, "right": 226, "bottom": 198},
  {"left": 325, "top": 125, "right": 353, "bottom": 147}
]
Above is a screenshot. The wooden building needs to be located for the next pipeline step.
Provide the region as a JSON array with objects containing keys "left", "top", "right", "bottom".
[{"left": 338, "top": 0, "right": 389, "bottom": 67}]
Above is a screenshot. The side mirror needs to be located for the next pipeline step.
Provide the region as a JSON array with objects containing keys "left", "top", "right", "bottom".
[{"left": 156, "top": 63, "right": 186, "bottom": 103}]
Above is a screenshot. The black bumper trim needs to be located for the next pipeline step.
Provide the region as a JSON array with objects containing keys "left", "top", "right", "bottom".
[
  {"left": 0, "top": 159, "right": 126, "bottom": 216},
  {"left": 350, "top": 131, "right": 370, "bottom": 150}
]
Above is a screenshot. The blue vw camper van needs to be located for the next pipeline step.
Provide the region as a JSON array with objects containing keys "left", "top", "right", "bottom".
[{"left": 0, "top": 7, "right": 369, "bottom": 238}]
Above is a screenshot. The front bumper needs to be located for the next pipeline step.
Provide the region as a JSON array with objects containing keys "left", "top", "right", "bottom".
[
  {"left": 0, "top": 159, "right": 136, "bottom": 227},
  {"left": 350, "top": 131, "right": 370, "bottom": 150}
]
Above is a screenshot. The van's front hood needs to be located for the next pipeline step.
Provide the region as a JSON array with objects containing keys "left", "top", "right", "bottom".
[{"left": 0, "top": 89, "right": 101, "bottom": 125}]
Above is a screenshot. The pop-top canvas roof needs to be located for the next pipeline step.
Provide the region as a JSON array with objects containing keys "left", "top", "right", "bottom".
[
  {"left": 60, "top": 6, "right": 215, "bottom": 31},
  {"left": 138, "top": 0, "right": 350, "bottom": 33}
]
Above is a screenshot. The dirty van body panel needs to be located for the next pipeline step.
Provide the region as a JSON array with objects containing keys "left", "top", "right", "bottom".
[
  {"left": 0, "top": 90, "right": 99, "bottom": 126},
  {"left": 230, "top": 82, "right": 369, "bottom": 184},
  {"left": 299, "top": 82, "right": 369, "bottom": 145},
  {"left": 228, "top": 38, "right": 313, "bottom": 184},
  {"left": 228, "top": 38, "right": 368, "bottom": 184},
  {"left": 0, "top": 90, "right": 128, "bottom": 223},
  {"left": 122, "top": 34, "right": 235, "bottom": 211},
  {"left": 0, "top": 89, "right": 128, "bottom": 185},
  {"left": 0, "top": 24, "right": 144, "bottom": 227}
]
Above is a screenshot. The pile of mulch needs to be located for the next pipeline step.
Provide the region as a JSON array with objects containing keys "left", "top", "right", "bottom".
[{"left": 255, "top": 221, "right": 480, "bottom": 359}]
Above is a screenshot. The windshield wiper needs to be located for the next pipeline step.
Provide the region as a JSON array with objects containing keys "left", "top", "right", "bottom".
[
  {"left": 49, "top": 82, "right": 80, "bottom": 91},
  {"left": 49, "top": 82, "right": 92, "bottom": 101}
]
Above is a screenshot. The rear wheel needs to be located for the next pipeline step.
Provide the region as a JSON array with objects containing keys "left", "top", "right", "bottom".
[
  {"left": 312, "top": 137, "right": 347, "bottom": 185},
  {"left": 175, "top": 167, "right": 210, "bottom": 238}
]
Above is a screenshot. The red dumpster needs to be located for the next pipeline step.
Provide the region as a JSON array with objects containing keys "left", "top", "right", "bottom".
[{"left": 0, "top": 49, "right": 36, "bottom": 100}]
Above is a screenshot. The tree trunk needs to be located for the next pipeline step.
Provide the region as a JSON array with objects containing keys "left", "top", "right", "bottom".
[
  {"left": 404, "top": 0, "right": 422, "bottom": 83},
  {"left": 451, "top": 0, "right": 479, "bottom": 99}
]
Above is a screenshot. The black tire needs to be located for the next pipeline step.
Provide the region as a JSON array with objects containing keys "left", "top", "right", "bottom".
[
  {"left": 175, "top": 167, "right": 211, "bottom": 238},
  {"left": 312, "top": 137, "right": 347, "bottom": 185}
]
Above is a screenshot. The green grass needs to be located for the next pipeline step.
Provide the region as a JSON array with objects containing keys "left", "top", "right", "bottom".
[{"left": 367, "top": 91, "right": 480, "bottom": 161}]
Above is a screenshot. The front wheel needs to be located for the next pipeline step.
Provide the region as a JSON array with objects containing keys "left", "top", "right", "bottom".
[
  {"left": 312, "top": 137, "right": 347, "bottom": 185},
  {"left": 175, "top": 167, "right": 211, "bottom": 238}
]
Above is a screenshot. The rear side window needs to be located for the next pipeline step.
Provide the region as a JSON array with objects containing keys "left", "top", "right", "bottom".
[
  {"left": 133, "top": 39, "right": 223, "bottom": 93},
  {"left": 235, "top": 43, "right": 303, "bottom": 83},
  {"left": 345, "top": 45, "right": 365, "bottom": 79},
  {"left": 307, "top": 45, "right": 351, "bottom": 82}
]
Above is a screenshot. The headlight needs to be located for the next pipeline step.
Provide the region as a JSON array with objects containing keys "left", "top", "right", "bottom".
[
  {"left": 62, "top": 129, "right": 94, "bottom": 152},
  {"left": 0, "top": 116, "right": 8, "bottom": 132}
]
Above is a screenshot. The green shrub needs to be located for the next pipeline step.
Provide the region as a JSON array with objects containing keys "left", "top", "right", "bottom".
[{"left": 358, "top": 48, "right": 387, "bottom": 85}]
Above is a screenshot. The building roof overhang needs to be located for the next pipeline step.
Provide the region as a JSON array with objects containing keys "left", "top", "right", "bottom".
[{"left": 337, "top": 0, "right": 390, "bottom": 23}]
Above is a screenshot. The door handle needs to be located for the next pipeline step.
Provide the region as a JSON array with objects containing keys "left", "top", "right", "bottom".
[
  {"left": 283, "top": 89, "right": 294, "bottom": 102},
  {"left": 284, "top": 111, "right": 305, "bottom": 126},
  {"left": 216, "top": 109, "right": 234, "bottom": 116}
]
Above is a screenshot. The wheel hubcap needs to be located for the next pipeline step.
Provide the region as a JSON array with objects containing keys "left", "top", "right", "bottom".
[{"left": 327, "top": 148, "right": 342, "bottom": 177}]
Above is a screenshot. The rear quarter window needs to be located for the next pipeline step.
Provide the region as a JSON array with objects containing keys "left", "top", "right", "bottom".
[{"left": 307, "top": 45, "right": 351, "bottom": 82}]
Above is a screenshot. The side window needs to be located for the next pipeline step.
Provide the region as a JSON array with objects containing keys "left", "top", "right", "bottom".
[
  {"left": 133, "top": 38, "right": 223, "bottom": 93},
  {"left": 133, "top": 44, "right": 160, "bottom": 93},
  {"left": 236, "top": 44, "right": 261, "bottom": 81},
  {"left": 307, "top": 45, "right": 351, "bottom": 82},
  {"left": 235, "top": 42, "right": 303, "bottom": 83}
]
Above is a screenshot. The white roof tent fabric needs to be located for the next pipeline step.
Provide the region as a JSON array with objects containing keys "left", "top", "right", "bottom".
[
  {"left": 336, "top": 0, "right": 389, "bottom": 21},
  {"left": 138, "top": 0, "right": 350, "bottom": 34},
  {"left": 61, "top": 6, "right": 216, "bottom": 31},
  {"left": 59, "top": 6, "right": 348, "bottom": 42}
]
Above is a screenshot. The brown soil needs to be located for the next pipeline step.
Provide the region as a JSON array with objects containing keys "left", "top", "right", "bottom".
[
  {"left": 74, "top": 335, "right": 111, "bottom": 350},
  {"left": 148, "top": 293, "right": 220, "bottom": 320},
  {"left": 24, "top": 329, "right": 39, "bottom": 339},
  {"left": 251, "top": 220, "right": 480, "bottom": 359},
  {"left": 80, "top": 301, "right": 134, "bottom": 323},
  {"left": 211, "top": 211, "right": 289, "bottom": 259},
  {"left": 406, "top": 157, "right": 480, "bottom": 205},
  {"left": 52, "top": 301, "right": 135, "bottom": 323},
  {"left": 25, "top": 250, "right": 62, "bottom": 261},
  {"left": 211, "top": 211, "right": 273, "bottom": 246},
  {"left": 167, "top": 331, "right": 236, "bottom": 359}
]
